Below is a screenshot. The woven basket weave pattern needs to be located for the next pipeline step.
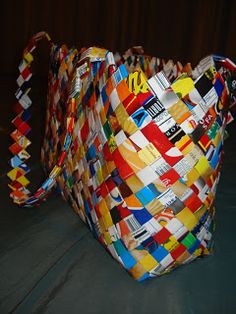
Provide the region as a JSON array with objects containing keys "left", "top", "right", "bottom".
[{"left": 8, "top": 32, "right": 235, "bottom": 281}]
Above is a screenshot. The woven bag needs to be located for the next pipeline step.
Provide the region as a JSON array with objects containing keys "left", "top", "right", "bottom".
[{"left": 8, "top": 32, "right": 236, "bottom": 281}]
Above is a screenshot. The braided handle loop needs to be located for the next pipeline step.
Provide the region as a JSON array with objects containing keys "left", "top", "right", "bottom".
[{"left": 8, "top": 32, "right": 79, "bottom": 206}]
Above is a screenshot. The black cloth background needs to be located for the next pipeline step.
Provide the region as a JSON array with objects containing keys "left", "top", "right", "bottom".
[{"left": 1, "top": 0, "right": 236, "bottom": 76}]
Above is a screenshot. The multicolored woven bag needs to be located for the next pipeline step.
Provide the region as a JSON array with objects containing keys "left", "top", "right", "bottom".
[{"left": 8, "top": 32, "right": 236, "bottom": 281}]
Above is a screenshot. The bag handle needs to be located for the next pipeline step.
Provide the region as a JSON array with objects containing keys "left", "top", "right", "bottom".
[{"left": 8, "top": 31, "right": 78, "bottom": 206}]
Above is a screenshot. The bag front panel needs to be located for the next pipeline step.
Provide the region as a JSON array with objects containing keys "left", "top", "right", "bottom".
[{"left": 51, "top": 50, "right": 230, "bottom": 281}]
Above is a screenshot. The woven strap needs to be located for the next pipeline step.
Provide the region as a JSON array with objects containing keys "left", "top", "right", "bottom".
[{"left": 7, "top": 32, "right": 78, "bottom": 206}]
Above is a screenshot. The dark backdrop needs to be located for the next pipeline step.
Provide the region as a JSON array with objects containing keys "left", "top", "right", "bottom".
[{"left": 1, "top": 0, "right": 236, "bottom": 76}]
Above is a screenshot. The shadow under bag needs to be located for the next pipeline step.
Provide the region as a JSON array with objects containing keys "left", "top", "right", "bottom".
[{"left": 8, "top": 32, "right": 236, "bottom": 281}]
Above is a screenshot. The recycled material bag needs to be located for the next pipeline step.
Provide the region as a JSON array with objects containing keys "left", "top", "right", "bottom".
[{"left": 8, "top": 32, "right": 236, "bottom": 281}]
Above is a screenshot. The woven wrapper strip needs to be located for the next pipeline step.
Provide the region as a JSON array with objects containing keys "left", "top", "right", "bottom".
[{"left": 8, "top": 32, "right": 236, "bottom": 281}]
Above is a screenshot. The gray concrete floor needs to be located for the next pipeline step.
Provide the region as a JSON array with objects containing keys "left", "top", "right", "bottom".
[{"left": 0, "top": 77, "right": 236, "bottom": 314}]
